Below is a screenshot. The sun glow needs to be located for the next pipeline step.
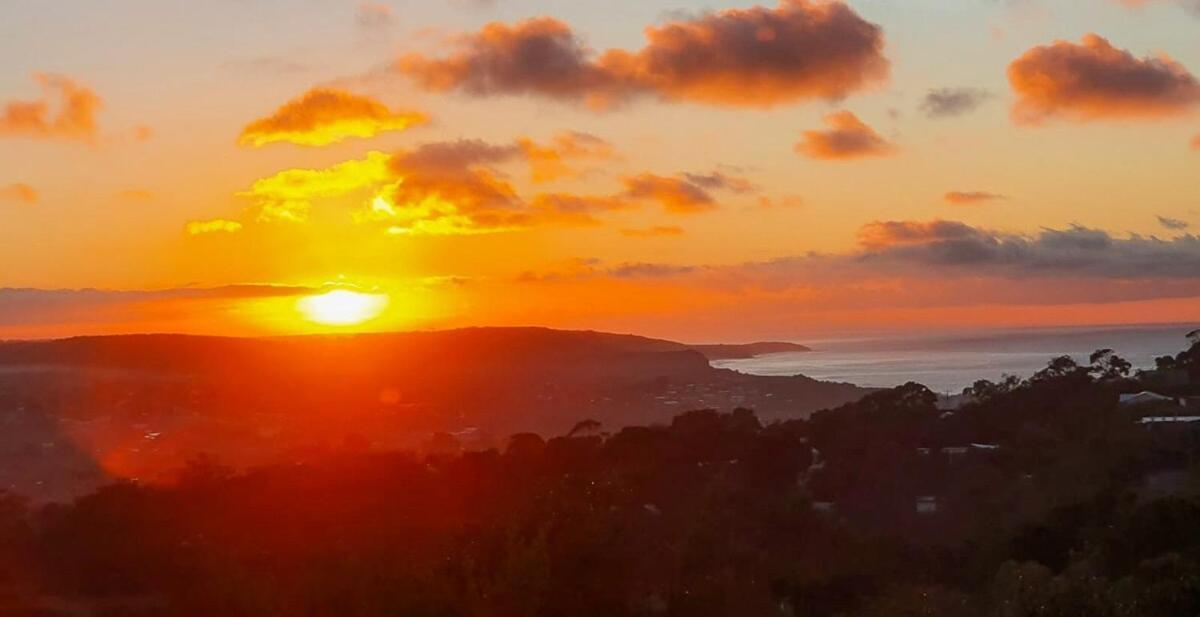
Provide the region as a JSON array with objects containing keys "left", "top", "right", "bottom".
[{"left": 297, "top": 290, "right": 390, "bottom": 326}]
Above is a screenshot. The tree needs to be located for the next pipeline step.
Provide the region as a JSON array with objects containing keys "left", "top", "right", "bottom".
[
  {"left": 1088, "top": 349, "right": 1131, "bottom": 380},
  {"left": 567, "top": 419, "right": 602, "bottom": 438},
  {"left": 1032, "top": 356, "right": 1083, "bottom": 383}
]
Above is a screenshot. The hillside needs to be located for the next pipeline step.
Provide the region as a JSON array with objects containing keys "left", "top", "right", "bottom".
[
  {"left": 0, "top": 327, "right": 867, "bottom": 501},
  {"left": 688, "top": 341, "right": 812, "bottom": 360}
]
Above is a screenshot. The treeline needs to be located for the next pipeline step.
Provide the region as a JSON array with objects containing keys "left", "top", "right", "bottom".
[{"left": 1, "top": 336, "right": 1199, "bottom": 616}]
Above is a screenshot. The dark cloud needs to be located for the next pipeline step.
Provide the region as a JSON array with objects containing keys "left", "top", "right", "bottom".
[
  {"left": 682, "top": 171, "right": 758, "bottom": 193},
  {"left": 622, "top": 174, "right": 717, "bottom": 214},
  {"left": 919, "top": 87, "right": 992, "bottom": 118},
  {"left": 1008, "top": 34, "right": 1200, "bottom": 124},
  {"left": 518, "top": 131, "right": 617, "bottom": 183},
  {"left": 1158, "top": 215, "right": 1190, "bottom": 230},
  {"left": 944, "top": 190, "right": 1007, "bottom": 205},
  {"left": 515, "top": 220, "right": 1200, "bottom": 311},
  {"left": 396, "top": 0, "right": 888, "bottom": 109},
  {"left": 610, "top": 263, "right": 698, "bottom": 279},
  {"left": 855, "top": 220, "right": 1200, "bottom": 278},
  {"left": 0, "top": 285, "right": 317, "bottom": 331},
  {"left": 394, "top": 139, "right": 523, "bottom": 172}
]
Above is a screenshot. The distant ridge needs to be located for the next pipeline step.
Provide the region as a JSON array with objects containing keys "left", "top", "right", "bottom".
[{"left": 689, "top": 342, "right": 812, "bottom": 360}]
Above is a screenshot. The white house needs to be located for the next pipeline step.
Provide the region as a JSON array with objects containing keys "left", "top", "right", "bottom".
[{"left": 1120, "top": 391, "right": 1177, "bottom": 406}]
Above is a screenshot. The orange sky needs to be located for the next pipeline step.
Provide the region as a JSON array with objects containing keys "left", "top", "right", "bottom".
[{"left": 1, "top": 0, "right": 1198, "bottom": 341}]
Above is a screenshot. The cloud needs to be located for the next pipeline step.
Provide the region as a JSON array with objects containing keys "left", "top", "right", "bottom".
[
  {"left": 0, "top": 74, "right": 101, "bottom": 142},
  {"left": 186, "top": 219, "right": 243, "bottom": 235},
  {"left": 682, "top": 171, "right": 758, "bottom": 193},
  {"left": 526, "top": 193, "right": 633, "bottom": 226},
  {"left": 856, "top": 220, "right": 986, "bottom": 250},
  {"left": 241, "top": 151, "right": 394, "bottom": 222},
  {"left": 944, "top": 190, "right": 1007, "bottom": 205},
  {"left": 1, "top": 183, "right": 38, "bottom": 205},
  {"left": 357, "top": 2, "right": 394, "bottom": 28},
  {"left": 0, "top": 285, "right": 322, "bottom": 338},
  {"left": 234, "top": 135, "right": 733, "bottom": 234},
  {"left": 622, "top": 174, "right": 717, "bottom": 214},
  {"left": 795, "top": 110, "right": 895, "bottom": 160},
  {"left": 1158, "top": 215, "right": 1190, "bottom": 230},
  {"left": 609, "top": 263, "right": 698, "bottom": 279},
  {"left": 1008, "top": 34, "right": 1200, "bottom": 124},
  {"left": 518, "top": 131, "right": 616, "bottom": 183},
  {"left": 621, "top": 225, "right": 685, "bottom": 238},
  {"left": 396, "top": 0, "right": 889, "bottom": 109},
  {"left": 851, "top": 220, "right": 1200, "bottom": 279},
  {"left": 1116, "top": 0, "right": 1200, "bottom": 15},
  {"left": 238, "top": 88, "right": 427, "bottom": 147},
  {"left": 757, "top": 194, "right": 804, "bottom": 209},
  {"left": 117, "top": 189, "right": 154, "bottom": 202},
  {"left": 238, "top": 141, "right": 624, "bottom": 235},
  {"left": 919, "top": 87, "right": 992, "bottom": 118},
  {"left": 223, "top": 57, "right": 313, "bottom": 76},
  {"left": 1191, "top": 133, "right": 1200, "bottom": 150}
]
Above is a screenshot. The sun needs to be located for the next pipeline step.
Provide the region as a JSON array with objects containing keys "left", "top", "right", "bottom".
[{"left": 297, "top": 290, "right": 389, "bottom": 326}]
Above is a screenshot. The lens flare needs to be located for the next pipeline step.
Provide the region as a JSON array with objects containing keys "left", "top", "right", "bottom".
[{"left": 298, "top": 290, "right": 389, "bottom": 326}]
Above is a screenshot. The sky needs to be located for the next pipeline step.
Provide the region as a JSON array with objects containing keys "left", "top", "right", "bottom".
[{"left": 1, "top": 0, "right": 1199, "bottom": 341}]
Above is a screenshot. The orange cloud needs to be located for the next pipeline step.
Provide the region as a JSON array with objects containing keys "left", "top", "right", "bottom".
[
  {"left": 856, "top": 220, "right": 985, "bottom": 250},
  {"left": 519, "top": 131, "right": 615, "bottom": 183},
  {"left": 758, "top": 194, "right": 804, "bottom": 209},
  {"left": 232, "top": 136, "right": 740, "bottom": 235},
  {"left": 236, "top": 140, "right": 634, "bottom": 236},
  {"left": 186, "top": 219, "right": 243, "bottom": 235},
  {"left": 238, "top": 88, "right": 427, "bottom": 147},
  {"left": 1, "top": 183, "right": 38, "bottom": 205},
  {"left": 944, "top": 190, "right": 1007, "bottom": 205},
  {"left": 524, "top": 194, "right": 632, "bottom": 227},
  {"left": 1191, "top": 133, "right": 1200, "bottom": 150},
  {"left": 622, "top": 174, "right": 716, "bottom": 214},
  {"left": 1008, "top": 34, "right": 1200, "bottom": 124},
  {"left": 242, "top": 151, "right": 394, "bottom": 222},
  {"left": 795, "top": 111, "right": 895, "bottom": 160},
  {"left": 1116, "top": 0, "right": 1200, "bottom": 12},
  {"left": 621, "top": 225, "right": 685, "bottom": 238},
  {"left": 117, "top": 189, "right": 154, "bottom": 202},
  {"left": 397, "top": 0, "right": 888, "bottom": 109},
  {"left": 0, "top": 74, "right": 101, "bottom": 142}
]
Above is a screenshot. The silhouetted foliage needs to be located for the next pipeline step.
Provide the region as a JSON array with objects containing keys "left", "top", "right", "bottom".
[{"left": 5, "top": 341, "right": 1200, "bottom": 616}]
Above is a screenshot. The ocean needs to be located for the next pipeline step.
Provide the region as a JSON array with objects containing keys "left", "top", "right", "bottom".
[{"left": 711, "top": 324, "right": 1198, "bottom": 394}]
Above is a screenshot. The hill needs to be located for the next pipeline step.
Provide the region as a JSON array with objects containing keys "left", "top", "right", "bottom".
[
  {"left": 0, "top": 327, "right": 867, "bottom": 501},
  {"left": 688, "top": 341, "right": 812, "bottom": 360}
]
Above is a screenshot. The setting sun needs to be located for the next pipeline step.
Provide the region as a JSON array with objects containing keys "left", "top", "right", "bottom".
[{"left": 297, "top": 290, "right": 389, "bottom": 326}]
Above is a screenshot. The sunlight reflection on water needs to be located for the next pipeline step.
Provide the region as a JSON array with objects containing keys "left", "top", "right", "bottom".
[{"left": 712, "top": 325, "right": 1195, "bottom": 393}]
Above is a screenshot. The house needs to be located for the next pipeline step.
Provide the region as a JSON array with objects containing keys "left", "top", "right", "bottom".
[
  {"left": 916, "top": 496, "right": 939, "bottom": 514},
  {"left": 936, "top": 393, "right": 975, "bottom": 411},
  {"left": 1139, "top": 416, "right": 1200, "bottom": 425},
  {"left": 811, "top": 501, "right": 836, "bottom": 514},
  {"left": 941, "top": 446, "right": 969, "bottom": 458},
  {"left": 1120, "top": 391, "right": 1178, "bottom": 406},
  {"left": 1139, "top": 368, "right": 1192, "bottom": 389}
]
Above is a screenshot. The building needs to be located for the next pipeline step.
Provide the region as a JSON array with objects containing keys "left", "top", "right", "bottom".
[{"left": 1120, "top": 391, "right": 1178, "bottom": 407}]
